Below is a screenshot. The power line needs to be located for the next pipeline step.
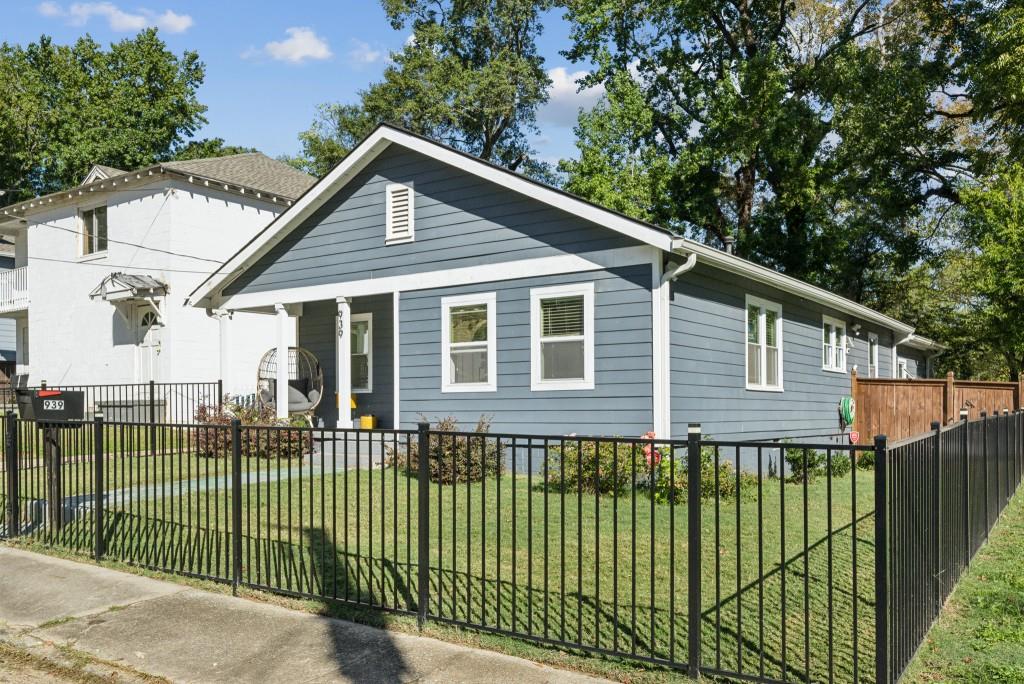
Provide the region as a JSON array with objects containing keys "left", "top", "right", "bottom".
[
  {"left": 28, "top": 255, "right": 215, "bottom": 275},
  {"left": 31, "top": 219, "right": 225, "bottom": 264}
]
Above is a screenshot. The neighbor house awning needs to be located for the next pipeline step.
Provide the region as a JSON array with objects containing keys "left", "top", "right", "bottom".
[{"left": 90, "top": 272, "right": 168, "bottom": 302}]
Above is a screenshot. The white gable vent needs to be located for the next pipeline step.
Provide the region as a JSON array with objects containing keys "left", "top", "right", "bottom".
[{"left": 385, "top": 183, "right": 414, "bottom": 244}]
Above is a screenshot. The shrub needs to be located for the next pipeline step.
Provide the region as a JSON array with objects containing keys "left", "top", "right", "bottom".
[
  {"left": 545, "top": 438, "right": 652, "bottom": 495},
  {"left": 649, "top": 445, "right": 758, "bottom": 504},
  {"left": 546, "top": 435, "right": 757, "bottom": 503},
  {"left": 784, "top": 445, "right": 852, "bottom": 481},
  {"left": 193, "top": 401, "right": 310, "bottom": 459},
  {"left": 386, "top": 415, "right": 505, "bottom": 484}
]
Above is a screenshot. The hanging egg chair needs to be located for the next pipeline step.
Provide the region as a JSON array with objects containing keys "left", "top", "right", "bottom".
[{"left": 257, "top": 347, "right": 324, "bottom": 417}]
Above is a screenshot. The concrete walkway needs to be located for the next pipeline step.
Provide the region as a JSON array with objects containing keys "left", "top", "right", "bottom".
[{"left": 0, "top": 547, "right": 608, "bottom": 684}]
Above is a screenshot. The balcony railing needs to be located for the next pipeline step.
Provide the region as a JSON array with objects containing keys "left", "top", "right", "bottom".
[{"left": 0, "top": 266, "right": 28, "bottom": 313}]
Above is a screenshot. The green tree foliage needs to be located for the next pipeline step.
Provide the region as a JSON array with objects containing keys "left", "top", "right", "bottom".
[
  {"left": 558, "top": 0, "right": 1016, "bottom": 300},
  {"left": 171, "top": 138, "right": 258, "bottom": 162},
  {"left": 292, "top": 0, "right": 552, "bottom": 177},
  {"left": 0, "top": 29, "right": 206, "bottom": 201}
]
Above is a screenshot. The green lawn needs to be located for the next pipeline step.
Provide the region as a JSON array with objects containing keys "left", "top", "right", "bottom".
[
  {"left": 8, "top": 460, "right": 879, "bottom": 683},
  {"left": 904, "top": 489, "right": 1024, "bottom": 683}
]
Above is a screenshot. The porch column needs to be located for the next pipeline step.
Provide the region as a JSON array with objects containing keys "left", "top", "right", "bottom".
[
  {"left": 275, "top": 303, "right": 289, "bottom": 420},
  {"left": 214, "top": 309, "right": 232, "bottom": 395},
  {"left": 336, "top": 297, "right": 353, "bottom": 428}
]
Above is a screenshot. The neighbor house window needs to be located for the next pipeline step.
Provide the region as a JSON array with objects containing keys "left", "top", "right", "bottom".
[
  {"left": 868, "top": 333, "right": 879, "bottom": 378},
  {"left": 441, "top": 292, "right": 496, "bottom": 392},
  {"left": 351, "top": 313, "right": 372, "bottom": 393},
  {"left": 530, "top": 283, "right": 595, "bottom": 391},
  {"left": 822, "top": 315, "right": 847, "bottom": 372},
  {"left": 746, "top": 295, "right": 783, "bottom": 390},
  {"left": 80, "top": 205, "right": 108, "bottom": 256}
]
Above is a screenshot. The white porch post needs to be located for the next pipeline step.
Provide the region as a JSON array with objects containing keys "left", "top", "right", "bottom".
[
  {"left": 215, "top": 309, "right": 232, "bottom": 395},
  {"left": 275, "top": 303, "right": 289, "bottom": 420},
  {"left": 336, "top": 297, "right": 353, "bottom": 428}
]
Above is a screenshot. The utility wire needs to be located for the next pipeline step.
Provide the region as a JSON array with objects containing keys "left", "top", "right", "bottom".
[
  {"left": 28, "top": 255, "right": 215, "bottom": 275},
  {"left": 29, "top": 218, "right": 225, "bottom": 264}
]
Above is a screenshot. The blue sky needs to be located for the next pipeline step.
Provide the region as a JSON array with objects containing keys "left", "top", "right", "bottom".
[{"left": 3, "top": 1, "right": 603, "bottom": 166}]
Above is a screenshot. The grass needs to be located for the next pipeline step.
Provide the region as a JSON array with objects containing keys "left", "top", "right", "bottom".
[
  {"left": 5, "top": 457, "right": 879, "bottom": 684},
  {"left": 904, "top": 489, "right": 1024, "bottom": 683},
  {"left": 0, "top": 639, "right": 168, "bottom": 684}
]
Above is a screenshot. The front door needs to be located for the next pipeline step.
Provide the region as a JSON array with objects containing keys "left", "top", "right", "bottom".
[{"left": 137, "top": 306, "right": 162, "bottom": 383}]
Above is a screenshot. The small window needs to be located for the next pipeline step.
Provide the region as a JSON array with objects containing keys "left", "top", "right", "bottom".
[
  {"left": 385, "top": 183, "right": 414, "bottom": 244},
  {"left": 351, "top": 313, "right": 372, "bottom": 393},
  {"left": 822, "top": 315, "right": 848, "bottom": 372},
  {"left": 441, "top": 293, "right": 496, "bottom": 392},
  {"left": 139, "top": 310, "right": 159, "bottom": 331},
  {"left": 80, "top": 205, "right": 108, "bottom": 256},
  {"left": 746, "top": 295, "right": 783, "bottom": 390},
  {"left": 868, "top": 333, "right": 879, "bottom": 378},
  {"left": 531, "top": 283, "right": 595, "bottom": 391}
]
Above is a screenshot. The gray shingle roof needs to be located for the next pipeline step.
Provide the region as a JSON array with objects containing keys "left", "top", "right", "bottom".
[{"left": 163, "top": 153, "right": 315, "bottom": 200}]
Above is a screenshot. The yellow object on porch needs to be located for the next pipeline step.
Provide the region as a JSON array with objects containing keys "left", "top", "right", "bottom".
[{"left": 359, "top": 415, "right": 377, "bottom": 429}]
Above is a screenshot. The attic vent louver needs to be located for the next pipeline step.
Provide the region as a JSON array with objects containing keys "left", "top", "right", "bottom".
[{"left": 385, "top": 183, "right": 414, "bottom": 244}]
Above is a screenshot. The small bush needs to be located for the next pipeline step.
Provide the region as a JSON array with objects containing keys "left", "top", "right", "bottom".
[
  {"left": 193, "top": 401, "right": 310, "bottom": 459},
  {"left": 784, "top": 445, "right": 852, "bottom": 481},
  {"left": 386, "top": 415, "right": 505, "bottom": 484},
  {"left": 547, "top": 435, "right": 757, "bottom": 503}
]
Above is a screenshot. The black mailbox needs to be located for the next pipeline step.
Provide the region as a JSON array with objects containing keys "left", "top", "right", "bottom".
[{"left": 15, "top": 389, "right": 86, "bottom": 423}]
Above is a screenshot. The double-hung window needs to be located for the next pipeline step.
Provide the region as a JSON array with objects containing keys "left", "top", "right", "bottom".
[
  {"left": 441, "top": 292, "right": 496, "bottom": 392},
  {"left": 822, "top": 315, "right": 848, "bottom": 372},
  {"left": 868, "top": 333, "right": 879, "bottom": 378},
  {"left": 80, "top": 205, "right": 108, "bottom": 256},
  {"left": 351, "top": 313, "right": 372, "bottom": 393},
  {"left": 530, "top": 283, "right": 594, "bottom": 391},
  {"left": 746, "top": 295, "right": 783, "bottom": 390}
]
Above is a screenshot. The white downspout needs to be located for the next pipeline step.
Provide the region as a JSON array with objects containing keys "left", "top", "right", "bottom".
[
  {"left": 653, "top": 251, "right": 698, "bottom": 438},
  {"left": 893, "top": 332, "right": 913, "bottom": 378}
]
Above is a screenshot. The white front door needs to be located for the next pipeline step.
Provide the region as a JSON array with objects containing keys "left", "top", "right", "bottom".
[{"left": 137, "top": 306, "right": 162, "bottom": 383}]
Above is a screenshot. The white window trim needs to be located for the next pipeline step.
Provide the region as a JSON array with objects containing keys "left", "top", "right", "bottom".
[
  {"left": 384, "top": 183, "right": 414, "bottom": 245},
  {"left": 745, "top": 294, "right": 784, "bottom": 392},
  {"left": 441, "top": 292, "right": 497, "bottom": 393},
  {"left": 867, "top": 332, "right": 879, "bottom": 378},
  {"left": 530, "top": 282, "right": 595, "bottom": 391},
  {"left": 351, "top": 312, "right": 373, "bottom": 394},
  {"left": 822, "top": 314, "right": 848, "bottom": 373},
  {"left": 78, "top": 205, "right": 109, "bottom": 259}
]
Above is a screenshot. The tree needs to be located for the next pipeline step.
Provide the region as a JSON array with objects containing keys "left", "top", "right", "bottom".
[
  {"left": 171, "top": 138, "right": 257, "bottom": 162},
  {"left": 0, "top": 29, "right": 206, "bottom": 201},
  {"left": 293, "top": 0, "right": 552, "bottom": 177},
  {"left": 558, "top": 0, "right": 1009, "bottom": 299}
]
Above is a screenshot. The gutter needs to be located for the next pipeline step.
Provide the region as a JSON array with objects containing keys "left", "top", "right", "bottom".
[
  {"left": 661, "top": 251, "right": 698, "bottom": 284},
  {"left": 671, "top": 237, "right": 915, "bottom": 335}
]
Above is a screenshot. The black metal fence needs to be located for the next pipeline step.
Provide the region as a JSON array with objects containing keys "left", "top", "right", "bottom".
[
  {"left": 0, "top": 380, "right": 222, "bottom": 424},
  {"left": 877, "top": 409, "right": 1024, "bottom": 682},
  {"left": 1, "top": 412, "right": 1021, "bottom": 683}
]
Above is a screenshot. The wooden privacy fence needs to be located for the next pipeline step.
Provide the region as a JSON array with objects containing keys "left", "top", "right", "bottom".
[{"left": 853, "top": 370, "right": 1024, "bottom": 441}]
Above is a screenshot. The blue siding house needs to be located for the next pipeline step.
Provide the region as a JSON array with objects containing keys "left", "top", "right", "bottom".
[{"left": 188, "top": 125, "right": 930, "bottom": 440}]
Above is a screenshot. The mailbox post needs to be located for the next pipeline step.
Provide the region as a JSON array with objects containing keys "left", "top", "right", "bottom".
[{"left": 14, "top": 388, "right": 86, "bottom": 531}]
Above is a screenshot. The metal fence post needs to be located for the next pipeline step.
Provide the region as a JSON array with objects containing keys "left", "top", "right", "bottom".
[
  {"left": 1004, "top": 409, "right": 1011, "bottom": 505},
  {"left": 148, "top": 379, "right": 157, "bottom": 458},
  {"left": 231, "top": 419, "right": 242, "bottom": 595},
  {"left": 217, "top": 379, "right": 224, "bottom": 411},
  {"left": 874, "top": 434, "right": 889, "bottom": 684},
  {"left": 930, "top": 420, "right": 941, "bottom": 610},
  {"left": 982, "top": 412, "right": 989, "bottom": 539},
  {"left": 686, "top": 423, "right": 702, "bottom": 680},
  {"left": 960, "top": 409, "right": 970, "bottom": 567},
  {"left": 416, "top": 421, "right": 430, "bottom": 630},
  {"left": 4, "top": 412, "right": 18, "bottom": 538},
  {"left": 93, "top": 413, "right": 104, "bottom": 560}
]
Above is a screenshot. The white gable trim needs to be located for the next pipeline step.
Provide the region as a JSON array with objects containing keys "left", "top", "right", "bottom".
[{"left": 186, "top": 126, "right": 675, "bottom": 308}]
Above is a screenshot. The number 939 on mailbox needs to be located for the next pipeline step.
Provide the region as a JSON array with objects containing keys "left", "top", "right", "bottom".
[{"left": 17, "top": 389, "right": 86, "bottom": 423}]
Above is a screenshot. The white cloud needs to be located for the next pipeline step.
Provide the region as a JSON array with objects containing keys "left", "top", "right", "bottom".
[
  {"left": 538, "top": 67, "right": 606, "bottom": 128},
  {"left": 37, "top": 2, "right": 193, "bottom": 33},
  {"left": 347, "top": 39, "right": 382, "bottom": 66},
  {"left": 261, "top": 27, "right": 332, "bottom": 64}
]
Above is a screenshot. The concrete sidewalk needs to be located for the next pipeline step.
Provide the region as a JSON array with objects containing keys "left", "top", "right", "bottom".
[{"left": 0, "top": 547, "right": 608, "bottom": 684}]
